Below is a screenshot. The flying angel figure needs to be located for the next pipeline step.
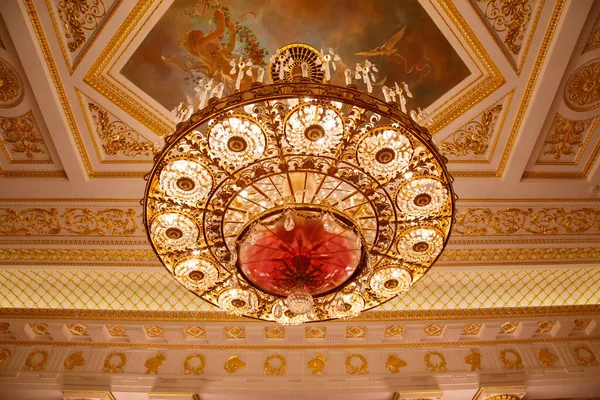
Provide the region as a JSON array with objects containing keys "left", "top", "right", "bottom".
[
  {"left": 317, "top": 48, "right": 341, "bottom": 81},
  {"left": 354, "top": 60, "right": 378, "bottom": 93},
  {"left": 270, "top": 50, "right": 294, "bottom": 81},
  {"left": 355, "top": 26, "right": 407, "bottom": 57},
  {"left": 229, "top": 56, "right": 253, "bottom": 90}
]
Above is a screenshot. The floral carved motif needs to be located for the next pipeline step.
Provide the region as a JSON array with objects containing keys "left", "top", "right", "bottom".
[
  {"left": 424, "top": 351, "right": 448, "bottom": 372},
  {"left": 0, "top": 58, "right": 23, "bottom": 108},
  {"left": 454, "top": 207, "right": 600, "bottom": 236},
  {"left": 441, "top": 103, "right": 502, "bottom": 157},
  {"left": 583, "top": 11, "right": 600, "bottom": 54},
  {"left": 539, "top": 114, "right": 592, "bottom": 162},
  {"left": 88, "top": 102, "right": 155, "bottom": 158},
  {"left": 565, "top": 60, "right": 600, "bottom": 111},
  {"left": 0, "top": 111, "right": 48, "bottom": 160},
  {"left": 57, "top": 0, "right": 106, "bottom": 52},
  {"left": 474, "top": 0, "right": 533, "bottom": 55},
  {"left": 0, "top": 207, "right": 139, "bottom": 236}
]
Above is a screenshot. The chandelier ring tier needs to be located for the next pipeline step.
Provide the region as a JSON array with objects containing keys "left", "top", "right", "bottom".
[{"left": 143, "top": 43, "right": 456, "bottom": 324}]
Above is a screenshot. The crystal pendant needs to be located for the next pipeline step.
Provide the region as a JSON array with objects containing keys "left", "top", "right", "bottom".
[
  {"left": 284, "top": 211, "right": 295, "bottom": 231},
  {"left": 335, "top": 296, "right": 345, "bottom": 312},
  {"left": 286, "top": 286, "right": 314, "bottom": 315},
  {"left": 322, "top": 213, "right": 335, "bottom": 233},
  {"left": 273, "top": 301, "right": 283, "bottom": 319}
]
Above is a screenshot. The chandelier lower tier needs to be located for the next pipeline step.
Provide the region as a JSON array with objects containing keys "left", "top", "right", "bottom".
[{"left": 143, "top": 45, "right": 455, "bottom": 324}]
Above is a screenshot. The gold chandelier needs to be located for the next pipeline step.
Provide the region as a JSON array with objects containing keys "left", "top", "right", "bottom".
[{"left": 143, "top": 44, "right": 455, "bottom": 324}]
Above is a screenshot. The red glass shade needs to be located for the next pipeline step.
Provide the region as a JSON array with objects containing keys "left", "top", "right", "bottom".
[{"left": 237, "top": 212, "right": 362, "bottom": 297}]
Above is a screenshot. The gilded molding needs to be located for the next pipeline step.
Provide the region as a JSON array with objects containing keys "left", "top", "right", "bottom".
[
  {"left": 346, "top": 326, "right": 367, "bottom": 339},
  {"left": 0, "top": 57, "right": 24, "bottom": 108},
  {"left": 428, "top": 0, "right": 505, "bottom": 134},
  {"left": 0, "top": 110, "right": 51, "bottom": 163},
  {"left": 0, "top": 207, "right": 140, "bottom": 236},
  {"left": 57, "top": 0, "right": 107, "bottom": 52},
  {"left": 225, "top": 326, "right": 246, "bottom": 339},
  {"left": 453, "top": 207, "right": 600, "bottom": 236},
  {"left": 536, "top": 113, "right": 595, "bottom": 164},
  {"left": 583, "top": 10, "right": 600, "bottom": 54},
  {"left": 565, "top": 59, "right": 600, "bottom": 111},
  {"left": 0, "top": 348, "right": 11, "bottom": 366}
]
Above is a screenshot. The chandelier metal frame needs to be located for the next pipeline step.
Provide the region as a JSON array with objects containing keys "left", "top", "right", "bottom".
[{"left": 143, "top": 66, "right": 456, "bottom": 324}]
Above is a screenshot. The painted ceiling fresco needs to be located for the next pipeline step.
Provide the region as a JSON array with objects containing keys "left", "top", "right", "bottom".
[{"left": 122, "top": 0, "right": 471, "bottom": 112}]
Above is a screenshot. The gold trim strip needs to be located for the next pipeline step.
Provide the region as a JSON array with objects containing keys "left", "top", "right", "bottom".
[
  {"left": 2, "top": 305, "right": 599, "bottom": 322},
  {"left": 0, "top": 335, "right": 598, "bottom": 349}
]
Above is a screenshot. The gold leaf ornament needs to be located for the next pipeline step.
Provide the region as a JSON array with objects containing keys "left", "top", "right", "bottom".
[
  {"left": 144, "top": 352, "right": 166, "bottom": 374},
  {"left": 264, "top": 354, "right": 286, "bottom": 376},
  {"left": 538, "top": 348, "right": 559, "bottom": 368},
  {"left": 465, "top": 349, "right": 483, "bottom": 371},
  {"left": 386, "top": 354, "right": 407, "bottom": 374},
  {"left": 23, "top": 350, "right": 48, "bottom": 371},
  {"left": 500, "top": 349, "right": 524, "bottom": 369},
  {"left": 224, "top": 355, "right": 246, "bottom": 374},
  {"left": 184, "top": 353, "right": 206, "bottom": 375},
  {"left": 307, "top": 354, "right": 327, "bottom": 375},
  {"left": 63, "top": 351, "right": 86, "bottom": 370},
  {"left": 345, "top": 354, "right": 368, "bottom": 375},
  {"left": 101, "top": 352, "right": 126, "bottom": 373},
  {"left": 424, "top": 351, "right": 448, "bottom": 372}
]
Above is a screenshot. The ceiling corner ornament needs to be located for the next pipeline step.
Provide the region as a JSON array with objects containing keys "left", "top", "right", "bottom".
[
  {"left": 465, "top": 349, "right": 483, "bottom": 371},
  {"left": 0, "top": 58, "right": 24, "bottom": 108},
  {"left": 101, "top": 352, "right": 126, "bottom": 373},
  {"left": 424, "top": 351, "right": 448, "bottom": 372},
  {"left": 57, "top": 0, "right": 106, "bottom": 52},
  {"left": 565, "top": 59, "right": 600, "bottom": 111},
  {"left": 386, "top": 354, "right": 407, "bottom": 374},
  {"left": 183, "top": 354, "right": 206, "bottom": 375},
  {"left": 583, "top": 11, "right": 600, "bottom": 54},
  {"left": 0, "top": 348, "right": 11, "bottom": 366},
  {"left": 142, "top": 43, "right": 455, "bottom": 324},
  {"left": 264, "top": 354, "right": 286, "bottom": 376},
  {"left": 471, "top": 0, "right": 541, "bottom": 73},
  {"left": 537, "top": 113, "right": 593, "bottom": 163},
  {"left": 0, "top": 111, "right": 50, "bottom": 162},
  {"left": 23, "top": 350, "right": 48, "bottom": 371},
  {"left": 224, "top": 355, "right": 246, "bottom": 374},
  {"left": 144, "top": 352, "right": 165, "bottom": 374},
  {"left": 537, "top": 348, "right": 558, "bottom": 367},
  {"left": 500, "top": 349, "right": 524, "bottom": 369},
  {"left": 307, "top": 354, "right": 326, "bottom": 375},
  {"left": 440, "top": 100, "right": 503, "bottom": 158},
  {"left": 345, "top": 354, "right": 369, "bottom": 375},
  {"left": 572, "top": 346, "right": 599, "bottom": 366},
  {"left": 63, "top": 352, "right": 86, "bottom": 370},
  {"left": 88, "top": 101, "right": 156, "bottom": 159}
]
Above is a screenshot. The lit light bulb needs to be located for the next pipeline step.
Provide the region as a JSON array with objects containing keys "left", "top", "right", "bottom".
[
  {"left": 273, "top": 301, "right": 283, "bottom": 319},
  {"left": 286, "top": 286, "right": 314, "bottom": 315},
  {"left": 284, "top": 210, "right": 295, "bottom": 231}
]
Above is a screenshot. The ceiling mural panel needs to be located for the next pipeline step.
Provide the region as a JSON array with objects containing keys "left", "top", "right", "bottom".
[{"left": 121, "top": 0, "right": 470, "bottom": 112}]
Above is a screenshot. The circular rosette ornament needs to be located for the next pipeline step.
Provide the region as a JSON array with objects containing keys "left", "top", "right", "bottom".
[
  {"left": 357, "top": 127, "right": 413, "bottom": 180},
  {"left": 173, "top": 258, "right": 219, "bottom": 292},
  {"left": 218, "top": 288, "right": 258, "bottom": 316},
  {"left": 159, "top": 159, "right": 212, "bottom": 205},
  {"left": 396, "top": 227, "right": 444, "bottom": 264},
  {"left": 207, "top": 114, "right": 266, "bottom": 168},
  {"left": 328, "top": 292, "right": 365, "bottom": 318},
  {"left": 284, "top": 102, "right": 344, "bottom": 155},
  {"left": 396, "top": 177, "right": 448, "bottom": 219},
  {"left": 369, "top": 265, "right": 412, "bottom": 297},
  {"left": 150, "top": 212, "right": 199, "bottom": 252}
]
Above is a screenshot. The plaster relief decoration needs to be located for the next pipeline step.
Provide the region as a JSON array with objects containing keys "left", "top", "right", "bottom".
[
  {"left": 572, "top": 345, "right": 599, "bottom": 366},
  {"left": 263, "top": 354, "right": 286, "bottom": 376},
  {"left": 224, "top": 355, "right": 245, "bottom": 374},
  {"left": 0, "top": 57, "right": 23, "bottom": 108},
  {"left": 565, "top": 59, "right": 600, "bottom": 112},
  {"left": 0, "top": 207, "right": 139, "bottom": 236},
  {"left": 471, "top": 0, "right": 542, "bottom": 73},
  {"left": 538, "top": 348, "right": 559, "bottom": 367},
  {"left": 307, "top": 354, "right": 326, "bottom": 375},
  {"left": 265, "top": 326, "right": 284, "bottom": 339},
  {"left": 49, "top": 0, "right": 121, "bottom": 72},
  {"left": 465, "top": 349, "right": 483, "bottom": 371},
  {"left": 424, "top": 351, "right": 448, "bottom": 372},
  {"left": 0, "top": 111, "right": 51, "bottom": 163},
  {"left": 385, "top": 325, "right": 405, "bottom": 338},
  {"left": 23, "top": 350, "right": 48, "bottom": 371},
  {"left": 345, "top": 354, "right": 368, "bottom": 375},
  {"left": 183, "top": 354, "right": 206, "bottom": 375},
  {"left": 83, "top": 94, "right": 156, "bottom": 161},
  {"left": 63, "top": 352, "right": 85, "bottom": 370},
  {"left": 500, "top": 348, "right": 524, "bottom": 369},
  {"left": 66, "top": 323, "right": 88, "bottom": 336},
  {"left": 583, "top": 11, "right": 600, "bottom": 54},
  {"left": 0, "top": 348, "right": 11, "bottom": 366},
  {"left": 184, "top": 326, "right": 206, "bottom": 338},
  {"left": 440, "top": 94, "right": 509, "bottom": 161},
  {"left": 386, "top": 354, "right": 407, "bottom": 374},
  {"left": 101, "top": 352, "right": 126, "bottom": 373},
  {"left": 144, "top": 352, "right": 165, "bottom": 374},
  {"left": 536, "top": 113, "right": 595, "bottom": 164}
]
